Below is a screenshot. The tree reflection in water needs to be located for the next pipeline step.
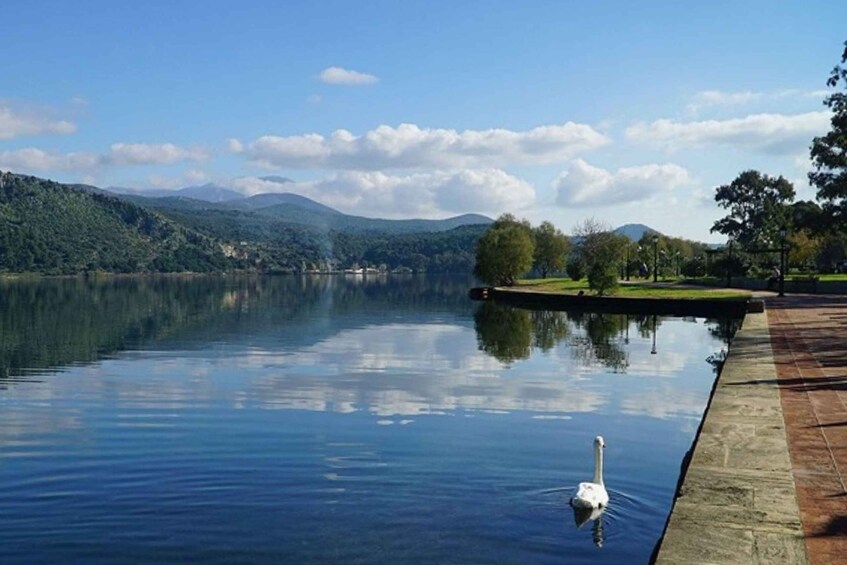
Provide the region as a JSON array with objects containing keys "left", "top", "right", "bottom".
[
  {"left": 473, "top": 302, "right": 739, "bottom": 373},
  {"left": 0, "top": 274, "right": 478, "bottom": 385},
  {"left": 473, "top": 301, "right": 534, "bottom": 364}
]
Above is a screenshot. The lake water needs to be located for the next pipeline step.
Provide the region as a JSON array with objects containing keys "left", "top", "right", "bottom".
[{"left": 0, "top": 275, "right": 737, "bottom": 564}]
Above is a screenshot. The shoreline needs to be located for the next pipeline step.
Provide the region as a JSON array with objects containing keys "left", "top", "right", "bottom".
[{"left": 470, "top": 285, "right": 753, "bottom": 318}]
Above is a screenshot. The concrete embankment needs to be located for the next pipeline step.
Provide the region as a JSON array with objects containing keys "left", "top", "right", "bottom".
[
  {"left": 472, "top": 286, "right": 750, "bottom": 318},
  {"left": 654, "top": 310, "right": 807, "bottom": 564}
]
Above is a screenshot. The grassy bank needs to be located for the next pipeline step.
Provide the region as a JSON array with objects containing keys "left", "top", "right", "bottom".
[{"left": 513, "top": 278, "right": 752, "bottom": 300}]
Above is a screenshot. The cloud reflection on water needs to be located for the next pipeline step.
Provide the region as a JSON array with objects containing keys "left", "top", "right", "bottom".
[{"left": 0, "top": 276, "right": 736, "bottom": 445}]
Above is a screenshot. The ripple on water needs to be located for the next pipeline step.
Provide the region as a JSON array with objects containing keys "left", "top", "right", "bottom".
[{"left": 531, "top": 484, "right": 668, "bottom": 554}]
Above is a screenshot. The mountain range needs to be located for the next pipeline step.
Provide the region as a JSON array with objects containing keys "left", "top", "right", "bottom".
[
  {"left": 0, "top": 171, "right": 673, "bottom": 276},
  {"left": 107, "top": 181, "right": 663, "bottom": 238},
  {"left": 0, "top": 172, "right": 494, "bottom": 275}
]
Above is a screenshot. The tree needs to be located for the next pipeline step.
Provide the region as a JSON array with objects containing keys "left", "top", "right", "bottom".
[
  {"left": 815, "top": 233, "right": 847, "bottom": 272},
  {"left": 533, "top": 221, "right": 570, "bottom": 278},
  {"left": 574, "top": 219, "right": 627, "bottom": 295},
  {"left": 791, "top": 200, "right": 823, "bottom": 235},
  {"left": 711, "top": 170, "right": 795, "bottom": 249},
  {"left": 810, "top": 40, "right": 847, "bottom": 231},
  {"left": 473, "top": 214, "right": 535, "bottom": 286},
  {"left": 565, "top": 257, "right": 585, "bottom": 281},
  {"left": 788, "top": 230, "right": 821, "bottom": 271}
]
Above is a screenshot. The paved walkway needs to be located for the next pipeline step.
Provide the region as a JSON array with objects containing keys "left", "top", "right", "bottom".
[
  {"left": 767, "top": 294, "right": 847, "bottom": 564},
  {"left": 656, "top": 293, "right": 847, "bottom": 564},
  {"left": 655, "top": 309, "right": 807, "bottom": 564}
]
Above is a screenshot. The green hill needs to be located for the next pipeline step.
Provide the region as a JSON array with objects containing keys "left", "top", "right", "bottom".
[
  {"left": 0, "top": 172, "right": 492, "bottom": 275},
  {"left": 0, "top": 172, "right": 231, "bottom": 274}
]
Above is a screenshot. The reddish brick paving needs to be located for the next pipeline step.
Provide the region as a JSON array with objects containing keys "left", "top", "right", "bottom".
[{"left": 767, "top": 295, "right": 847, "bottom": 565}]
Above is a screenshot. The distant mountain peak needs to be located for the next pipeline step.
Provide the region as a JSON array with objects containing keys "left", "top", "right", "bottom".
[
  {"left": 177, "top": 183, "right": 244, "bottom": 202},
  {"left": 613, "top": 223, "right": 662, "bottom": 241},
  {"left": 104, "top": 182, "right": 244, "bottom": 203}
]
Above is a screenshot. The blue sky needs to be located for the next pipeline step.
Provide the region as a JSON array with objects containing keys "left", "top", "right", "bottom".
[{"left": 1, "top": 0, "right": 844, "bottom": 241}]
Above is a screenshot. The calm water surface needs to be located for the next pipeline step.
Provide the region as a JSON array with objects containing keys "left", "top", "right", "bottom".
[{"left": 0, "top": 275, "right": 736, "bottom": 564}]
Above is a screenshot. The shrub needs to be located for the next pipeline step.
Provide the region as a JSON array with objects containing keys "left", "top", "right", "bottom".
[
  {"left": 587, "top": 261, "right": 619, "bottom": 295},
  {"left": 566, "top": 257, "right": 584, "bottom": 281}
]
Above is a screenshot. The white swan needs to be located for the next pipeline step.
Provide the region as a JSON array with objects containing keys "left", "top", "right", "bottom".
[{"left": 570, "top": 435, "right": 609, "bottom": 509}]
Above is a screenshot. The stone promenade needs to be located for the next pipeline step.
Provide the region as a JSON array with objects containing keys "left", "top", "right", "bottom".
[{"left": 656, "top": 294, "right": 847, "bottom": 564}]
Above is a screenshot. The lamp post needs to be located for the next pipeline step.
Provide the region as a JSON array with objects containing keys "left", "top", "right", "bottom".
[
  {"left": 652, "top": 234, "right": 659, "bottom": 282},
  {"left": 675, "top": 251, "right": 681, "bottom": 278},
  {"left": 726, "top": 240, "right": 733, "bottom": 288},
  {"left": 779, "top": 226, "right": 787, "bottom": 297},
  {"left": 625, "top": 244, "right": 630, "bottom": 281},
  {"left": 637, "top": 246, "right": 642, "bottom": 278}
]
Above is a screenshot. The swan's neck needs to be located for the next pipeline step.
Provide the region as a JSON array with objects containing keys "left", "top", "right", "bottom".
[{"left": 593, "top": 444, "right": 604, "bottom": 485}]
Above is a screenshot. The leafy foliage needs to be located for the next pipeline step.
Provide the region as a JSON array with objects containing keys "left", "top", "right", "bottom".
[
  {"left": 565, "top": 257, "right": 585, "bottom": 281},
  {"left": 810, "top": 40, "right": 847, "bottom": 230},
  {"left": 711, "top": 170, "right": 795, "bottom": 249},
  {"left": 533, "top": 221, "right": 570, "bottom": 278},
  {"left": 473, "top": 215, "right": 536, "bottom": 286},
  {"left": 573, "top": 219, "right": 627, "bottom": 295},
  {"left": 706, "top": 252, "right": 750, "bottom": 279}
]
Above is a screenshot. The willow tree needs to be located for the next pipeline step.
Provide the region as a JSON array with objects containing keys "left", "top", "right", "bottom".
[
  {"left": 473, "top": 214, "right": 535, "bottom": 286},
  {"left": 533, "top": 221, "right": 570, "bottom": 278}
]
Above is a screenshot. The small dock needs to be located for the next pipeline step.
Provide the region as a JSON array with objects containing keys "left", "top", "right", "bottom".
[{"left": 656, "top": 294, "right": 847, "bottom": 564}]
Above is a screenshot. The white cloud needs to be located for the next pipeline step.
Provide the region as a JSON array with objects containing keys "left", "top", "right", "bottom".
[
  {"left": 0, "top": 104, "right": 76, "bottom": 140},
  {"left": 0, "top": 148, "right": 100, "bottom": 172},
  {"left": 553, "top": 159, "right": 690, "bottom": 208},
  {"left": 231, "top": 168, "right": 535, "bottom": 217},
  {"left": 0, "top": 142, "right": 207, "bottom": 174},
  {"left": 242, "top": 122, "right": 610, "bottom": 170},
  {"left": 686, "top": 90, "right": 761, "bottom": 114},
  {"left": 687, "top": 88, "right": 831, "bottom": 114},
  {"left": 318, "top": 66, "right": 379, "bottom": 85},
  {"left": 184, "top": 169, "right": 209, "bottom": 184},
  {"left": 694, "top": 89, "right": 762, "bottom": 107},
  {"left": 107, "top": 143, "right": 207, "bottom": 165},
  {"left": 147, "top": 174, "right": 183, "bottom": 190},
  {"left": 227, "top": 138, "right": 244, "bottom": 153},
  {"left": 775, "top": 88, "right": 831, "bottom": 100},
  {"left": 626, "top": 111, "right": 830, "bottom": 154},
  {"left": 148, "top": 169, "right": 209, "bottom": 189}
]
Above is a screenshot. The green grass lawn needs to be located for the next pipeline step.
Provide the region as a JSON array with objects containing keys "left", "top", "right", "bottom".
[{"left": 514, "top": 277, "right": 751, "bottom": 300}]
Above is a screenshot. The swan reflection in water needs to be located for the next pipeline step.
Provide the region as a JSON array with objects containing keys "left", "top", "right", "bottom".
[{"left": 571, "top": 505, "right": 606, "bottom": 548}]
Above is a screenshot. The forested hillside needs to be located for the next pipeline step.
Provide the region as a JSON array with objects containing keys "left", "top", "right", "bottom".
[
  {"left": 0, "top": 172, "right": 231, "bottom": 274},
  {"left": 0, "top": 172, "right": 490, "bottom": 275}
]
